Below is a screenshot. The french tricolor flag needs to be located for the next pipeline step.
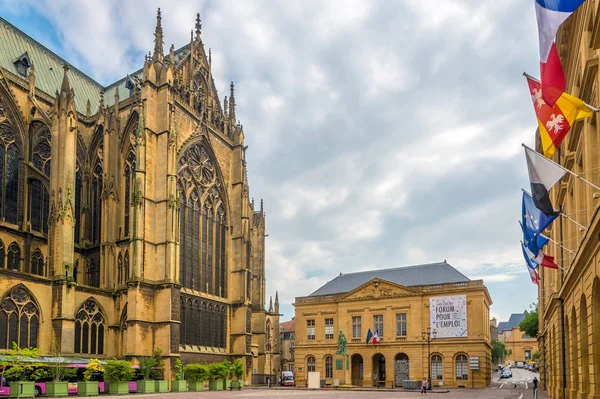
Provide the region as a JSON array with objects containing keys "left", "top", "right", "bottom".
[
  {"left": 372, "top": 329, "right": 380, "bottom": 344},
  {"left": 535, "top": 0, "right": 586, "bottom": 106}
]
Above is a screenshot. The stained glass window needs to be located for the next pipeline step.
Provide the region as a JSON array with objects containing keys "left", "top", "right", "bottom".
[
  {"left": 74, "top": 298, "right": 105, "bottom": 354},
  {"left": 75, "top": 172, "right": 82, "bottom": 244},
  {"left": 92, "top": 159, "right": 103, "bottom": 244},
  {"left": 30, "top": 249, "right": 44, "bottom": 276},
  {"left": 29, "top": 180, "right": 49, "bottom": 234},
  {"left": 5, "top": 144, "right": 19, "bottom": 224},
  {"left": 7, "top": 243, "right": 20, "bottom": 271},
  {"left": 0, "top": 240, "right": 5, "bottom": 268},
  {"left": 0, "top": 286, "right": 40, "bottom": 349},
  {"left": 124, "top": 150, "right": 135, "bottom": 237}
]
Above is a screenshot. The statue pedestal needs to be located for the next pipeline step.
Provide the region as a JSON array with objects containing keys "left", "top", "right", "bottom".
[{"left": 336, "top": 354, "right": 352, "bottom": 387}]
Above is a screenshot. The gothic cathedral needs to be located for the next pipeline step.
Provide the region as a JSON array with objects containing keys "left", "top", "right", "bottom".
[{"left": 0, "top": 10, "right": 280, "bottom": 382}]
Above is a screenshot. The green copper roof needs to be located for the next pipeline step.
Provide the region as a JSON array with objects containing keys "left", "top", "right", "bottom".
[{"left": 0, "top": 16, "right": 102, "bottom": 114}]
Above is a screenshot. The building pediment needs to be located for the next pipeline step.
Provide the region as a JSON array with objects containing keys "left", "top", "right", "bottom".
[{"left": 339, "top": 278, "right": 420, "bottom": 302}]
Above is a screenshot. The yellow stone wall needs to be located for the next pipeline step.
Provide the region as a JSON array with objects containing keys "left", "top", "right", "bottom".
[
  {"left": 293, "top": 279, "right": 492, "bottom": 388},
  {"left": 537, "top": 1, "right": 600, "bottom": 398},
  {"left": 501, "top": 327, "right": 538, "bottom": 365},
  {"left": 0, "top": 12, "right": 278, "bottom": 386}
]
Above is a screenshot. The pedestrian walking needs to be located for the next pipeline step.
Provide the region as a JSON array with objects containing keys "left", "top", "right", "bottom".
[
  {"left": 421, "top": 378, "right": 427, "bottom": 394},
  {"left": 533, "top": 376, "right": 538, "bottom": 398}
]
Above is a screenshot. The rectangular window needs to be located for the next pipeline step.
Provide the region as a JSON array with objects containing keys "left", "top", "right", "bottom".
[
  {"left": 289, "top": 342, "right": 295, "bottom": 361},
  {"left": 525, "top": 350, "right": 531, "bottom": 360},
  {"left": 396, "top": 313, "right": 407, "bottom": 337},
  {"left": 325, "top": 357, "right": 333, "bottom": 378},
  {"left": 307, "top": 320, "right": 315, "bottom": 340},
  {"left": 325, "top": 318, "right": 334, "bottom": 340},
  {"left": 352, "top": 316, "right": 362, "bottom": 339},
  {"left": 373, "top": 315, "right": 384, "bottom": 338},
  {"left": 456, "top": 360, "right": 468, "bottom": 380}
]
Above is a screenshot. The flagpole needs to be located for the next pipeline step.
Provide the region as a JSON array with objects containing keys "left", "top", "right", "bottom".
[
  {"left": 522, "top": 72, "right": 600, "bottom": 112},
  {"left": 546, "top": 235, "right": 576, "bottom": 255},
  {"left": 560, "top": 213, "right": 588, "bottom": 231},
  {"left": 522, "top": 144, "right": 600, "bottom": 192}
]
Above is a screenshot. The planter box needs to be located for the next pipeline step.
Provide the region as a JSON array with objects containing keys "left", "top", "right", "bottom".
[
  {"left": 230, "top": 380, "right": 243, "bottom": 391},
  {"left": 138, "top": 380, "right": 156, "bottom": 394},
  {"left": 170, "top": 380, "right": 187, "bottom": 392},
  {"left": 223, "top": 380, "right": 232, "bottom": 390},
  {"left": 46, "top": 382, "right": 68, "bottom": 397},
  {"left": 209, "top": 380, "right": 223, "bottom": 391},
  {"left": 9, "top": 382, "right": 35, "bottom": 399},
  {"left": 155, "top": 381, "right": 168, "bottom": 393},
  {"left": 188, "top": 381, "right": 204, "bottom": 392},
  {"left": 109, "top": 382, "right": 130, "bottom": 395},
  {"left": 77, "top": 381, "right": 99, "bottom": 396}
]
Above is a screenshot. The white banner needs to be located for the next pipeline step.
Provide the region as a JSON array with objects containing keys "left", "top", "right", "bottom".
[{"left": 429, "top": 295, "right": 467, "bottom": 338}]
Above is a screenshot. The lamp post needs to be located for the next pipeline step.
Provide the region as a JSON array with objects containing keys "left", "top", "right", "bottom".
[{"left": 422, "top": 326, "right": 437, "bottom": 390}]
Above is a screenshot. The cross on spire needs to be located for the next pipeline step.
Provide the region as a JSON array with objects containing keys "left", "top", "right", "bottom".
[{"left": 195, "top": 12, "right": 202, "bottom": 38}]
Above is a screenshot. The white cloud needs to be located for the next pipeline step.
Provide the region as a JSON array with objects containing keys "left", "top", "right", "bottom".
[{"left": 7, "top": 0, "right": 542, "bottom": 321}]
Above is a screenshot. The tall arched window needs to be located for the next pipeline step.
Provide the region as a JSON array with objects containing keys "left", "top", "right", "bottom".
[
  {"left": 29, "top": 179, "right": 49, "bottom": 234},
  {"left": 7, "top": 243, "right": 20, "bottom": 271},
  {"left": 0, "top": 285, "right": 40, "bottom": 349},
  {"left": 179, "top": 297, "right": 186, "bottom": 347},
  {"left": 74, "top": 298, "right": 105, "bottom": 354},
  {"left": 124, "top": 250, "right": 130, "bottom": 282},
  {"left": 177, "top": 142, "right": 227, "bottom": 297},
  {"left": 117, "top": 253, "right": 123, "bottom": 285},
  {"left": 431, "top": 354, "right": 443, "bottom": 380},
  {"left": 123, "top": 150, "right": 135, "bottom": 237},
  {"left": 307, "top": 356, "right": 316, "bottom": 373},
  {"left": 455, "top": 354, "right": 468, "bottom": 380},
  {"left": 91, "top": 153, "right": 103, "bottom": 244},
  {"left": 74, "top": 170, "right": 82, "bottom": 244},
  {"left": 30, "top": 249, "right": 44, "bottom": 276},
  {"left": 325, "top": 356, "right": 333, "bottom": 378},
  {"left": 0, "top": 125, "right": 21, "bottom": 224},
  {"left": 31, "top": 127, "right": 50, "bottom": 176}
]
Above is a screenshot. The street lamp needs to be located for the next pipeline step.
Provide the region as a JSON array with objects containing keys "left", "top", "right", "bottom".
[{"left": 422, "top": 326, "right": 437, "bottom": 390}]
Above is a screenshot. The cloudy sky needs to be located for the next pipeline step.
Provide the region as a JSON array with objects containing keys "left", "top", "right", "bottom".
[{"left": 2, "top": 0, "right": 544, "bottom": 323}]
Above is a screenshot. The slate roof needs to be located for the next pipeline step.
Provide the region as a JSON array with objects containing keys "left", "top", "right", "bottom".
[
  {"left": 0, "top": 17, "right": 198, "bottom": 113},
  {"left": 0, "top": 16, "right": 103, "bottom": 113},
  {"left": 497, "top": 322, "right": 507, "bottom": 332},
  {"left": 499, "top": 313, "right": 527, "bottom": 332},
  {"left": 309, "top": 261, "right": 471, "bottom": 296}
]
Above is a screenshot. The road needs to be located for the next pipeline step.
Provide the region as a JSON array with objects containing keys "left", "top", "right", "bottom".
[{"left": 489, "top": 367, "right": 542, "bottom": 398}]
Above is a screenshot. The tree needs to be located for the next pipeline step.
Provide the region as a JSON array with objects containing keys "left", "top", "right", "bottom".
[
  {"left": 491, "top": 340, "right": 507, "bottom": 364},
  {"left": 532, "top": 350, "right": 540, "bottom": 361},
  {"left": 519, "top": 302, "right": 539, "bottom": 338}
]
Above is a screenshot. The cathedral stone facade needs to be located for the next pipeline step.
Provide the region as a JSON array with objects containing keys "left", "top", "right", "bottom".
[{"left": 0, "top": 10, "right": 279, "bottom": 383}]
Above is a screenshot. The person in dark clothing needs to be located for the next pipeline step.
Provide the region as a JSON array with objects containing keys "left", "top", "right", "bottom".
[{"left": 533, "top": 377, "right": 538, "bottom": 396}]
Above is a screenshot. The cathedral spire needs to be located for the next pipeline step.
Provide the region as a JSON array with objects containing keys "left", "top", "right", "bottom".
[
  {"left": 275, "top": 291, "right": 279, "bottom": 314},
  {"left": 229, "top": 82, "right": 236, "bottom": 122},
  {"left": 260, "top": 199, "right": 264, "bottom": 215},
  {"left": 269, "top": 296, "right": 273, "bottom": 313},
  {"left": 60, "top": 64, "right": 71, "bottom": 95},
  {"left": 153, "top": 8, "right": 164, "bottom": 62},
  {"left": 195, "top": 12, "right": 202, "bottom": 39}
]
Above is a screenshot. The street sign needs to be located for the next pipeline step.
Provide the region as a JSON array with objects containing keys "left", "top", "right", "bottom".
[{"left": 469, "top": 356, "right": 479, "bottom": 370}]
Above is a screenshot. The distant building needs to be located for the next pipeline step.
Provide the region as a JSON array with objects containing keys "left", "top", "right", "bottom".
[
  {"left": 293, "top": 262, "right": 492, "bottom": 388},
  {"left": 280, "top": 318, "right": 296, "bottom": 372},
  {"left": 497, "top": 313, "right": 537, "bottom": 365},
  {"left": 490, "top": 318, "right": 498, "bottom": 342}
]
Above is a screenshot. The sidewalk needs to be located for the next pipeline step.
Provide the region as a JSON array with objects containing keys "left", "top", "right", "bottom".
[{"left": 524, "top": 389, "right": 549, "bottom": 399}]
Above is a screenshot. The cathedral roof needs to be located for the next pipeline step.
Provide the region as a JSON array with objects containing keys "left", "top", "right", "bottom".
[
  {"left": 499, "top": 313, "right": 527, "bottom": 332},
  {"left": 309, "top": 261, "right": 471, "bottom": 296},
  {"left": 0, "top": 16, "right": 103, "bottom": 114}
]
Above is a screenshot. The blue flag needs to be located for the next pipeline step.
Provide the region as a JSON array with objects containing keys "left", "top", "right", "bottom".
[
  {"left": 521, "top": 221, "right": 549, "bottom": 256},
  {"left": 522, "top": 191, "right": 558, "bottom": 234},
  {"left": 522, "top": 191, "right": 557, "bottom": 255},
  {"left": 366, "top": 329, "right": 373, "bottom": 344}
]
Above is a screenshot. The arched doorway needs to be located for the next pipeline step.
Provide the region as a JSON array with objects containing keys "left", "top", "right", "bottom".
[
  {"left": 372, "top": 354, "right": 386, "bottom": 386},
  {"left": 394, "top": 353, "right": 409, "bottom": 387},
  {"left": 351, "top": 354, "right": 364, "bottom": 386}
]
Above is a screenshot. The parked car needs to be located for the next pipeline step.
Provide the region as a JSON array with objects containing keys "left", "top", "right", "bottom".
[{"left": 500, "top": 369, "right": 513, "bottom": 379}]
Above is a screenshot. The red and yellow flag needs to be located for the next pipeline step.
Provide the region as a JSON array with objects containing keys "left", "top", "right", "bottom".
[{"left": 526, "top": 76, "right": 592, "bottom": 158}]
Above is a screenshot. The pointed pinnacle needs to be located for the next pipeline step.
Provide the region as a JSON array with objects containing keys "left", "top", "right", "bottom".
[{"left": 195, "top": 12, "right": 202, "bottom": 37}]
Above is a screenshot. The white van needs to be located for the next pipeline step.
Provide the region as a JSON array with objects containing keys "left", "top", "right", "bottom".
[{"left": 281, "top": 371, "right": 294, "bottom": 386}]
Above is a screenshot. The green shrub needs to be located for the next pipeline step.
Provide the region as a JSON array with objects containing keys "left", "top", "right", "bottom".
[
  {"left": 207, "top": 362, "right": 228, "bottom": 381},
  {"left": 0, "top": 343, "right": 44, "bottom": 381},
  {"left": 138, "top": 357, "right": 157, "bottom": 380},
  {"left": 232, "top": 359, "right": 244, "bottom": 380},
  {"left": 150, "top": 349, "right": 165, "bottom": 380},
  {"left": 174, "top": 360, "right": 184, "bottom": 381},
  {"left": 184, "top": 364, "right": 208, "bottom": 383},
  {"left": 104, "top": 360, "right": 135, "bottom": 383},
  {"left": 83, "top": 359, "right": 104, "bottom": 381}
]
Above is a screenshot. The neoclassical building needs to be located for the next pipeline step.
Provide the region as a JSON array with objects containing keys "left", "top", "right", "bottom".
[
  {"left": 293, "top": 262, "right": 492, "bottom": 389},
  {"left": 497, "top": 313, "right": 538, "bottom": 366},
  {"left": 0, "top": 11, "right": 279, "bottom": 383},
  {"left": 536, "top": 2, "right": 600, "bottom": 398}
]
